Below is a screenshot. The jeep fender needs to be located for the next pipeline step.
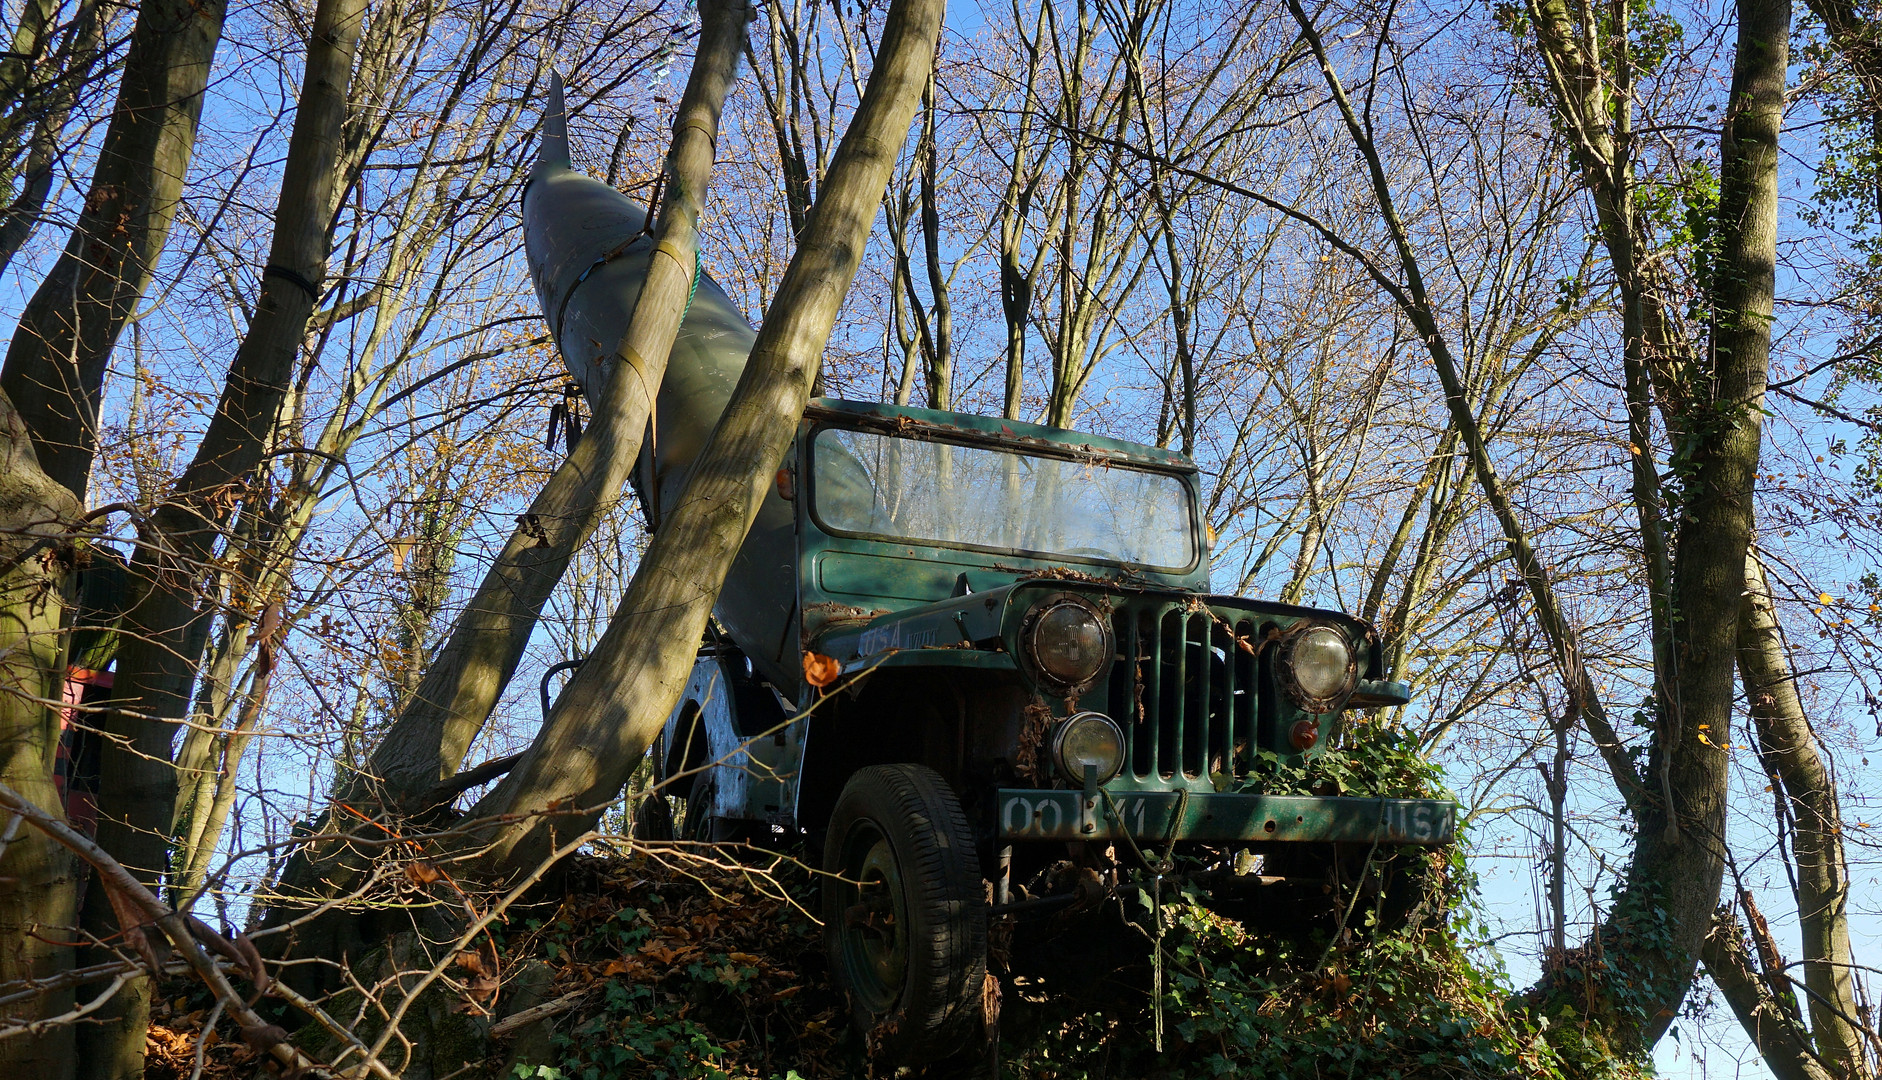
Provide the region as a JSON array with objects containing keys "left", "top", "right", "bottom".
[{"left": 658, "top": 655, "right": 749, "bottom": 823}]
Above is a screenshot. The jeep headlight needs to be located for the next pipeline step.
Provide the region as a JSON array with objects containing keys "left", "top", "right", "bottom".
[
  {"left": 1277, "top": 623, "right": 1357, "bottom": 713},
  {"left": 1051, "top": 711, "right": 1126, "bottom": 785},
  {"left": 1024, "top": 597, "right": 1112, "bottom": 687}
]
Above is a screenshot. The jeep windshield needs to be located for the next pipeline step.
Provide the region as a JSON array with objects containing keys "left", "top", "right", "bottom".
[{"left": 810, "top": 426, "right": 1197, "bottom": 570}]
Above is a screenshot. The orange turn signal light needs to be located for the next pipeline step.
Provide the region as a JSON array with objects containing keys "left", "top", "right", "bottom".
[{"left": 1289, "top": 719, "right": 1319, "bottom": 751}]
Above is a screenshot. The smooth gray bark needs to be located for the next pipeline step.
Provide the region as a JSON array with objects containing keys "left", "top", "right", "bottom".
[{"left": 1738, "top": 552, "right": 1870, "bottom": 1079}]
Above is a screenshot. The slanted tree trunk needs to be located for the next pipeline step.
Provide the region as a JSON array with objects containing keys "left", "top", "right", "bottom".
[
  {"left": 468, "top": 0, "right": 946, "bottom": 879},
  {"left": 0, "top": 0, "right": 229, "bottom": 500},
  {"left": 0, "top": 390, "right": 84, "bottom": 1080},
  {"left": 260, "top": 0, "right": 755, "bottom": 974},
  {"left": 1726, "top": 550, "right": 1872, "bottom": 1079},
  {"left": 0, "top": 0, "right": 109, "bottom": 280},
  {"left": 73, "top": 1, "right": 365, "bottom": 1073},
  {"left": 1279, "top": 0, "right": 1643, "bottom": 817},
  {"left": 1702, "top": 904, "right": 1838, "bottom": 1080},
  {"left": 357, "top": 6, "right": 752, "bottom": 812},
  {"left": 1288, "top": 0, "right": 1786, "bottom": 1052}
]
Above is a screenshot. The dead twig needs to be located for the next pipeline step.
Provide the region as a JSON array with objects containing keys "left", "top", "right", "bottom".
[
  {"left": 0, "top": 781, "right": 336, "bottom": 1077},
  {"left": 489, "top": 988, "right": 588, "bottom": 1037}
]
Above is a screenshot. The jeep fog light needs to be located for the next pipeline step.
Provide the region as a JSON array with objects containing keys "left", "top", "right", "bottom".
[
  {"left": 1277, "top": 623, "right": 1357, "bottom": 713},
  {"left": 1026, "top": 598, "right": 1112, "bottom": 687},
  {"left": 1052, "top": 711, "right": 1126, "bottom": 785}
]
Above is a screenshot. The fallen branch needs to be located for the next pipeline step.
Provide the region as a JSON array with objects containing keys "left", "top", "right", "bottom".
[
  {"left": 489, "top": 987, "right": 588, "bottom": 1037},
  {"left": 0, "top": 958, "right": 167, "bottom": 1010}
]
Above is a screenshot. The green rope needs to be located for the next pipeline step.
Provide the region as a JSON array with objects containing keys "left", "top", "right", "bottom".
[{"left": 679, "top": 249, "right": 703, "bottom": 322}]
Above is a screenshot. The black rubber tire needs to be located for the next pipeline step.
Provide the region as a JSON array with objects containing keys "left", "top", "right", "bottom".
[
  {"left": 823, "top": 764, "right": 987, "bottom": 1064},
  {"left": 681, "top": 776, "right": 716, "bottom": 841}
]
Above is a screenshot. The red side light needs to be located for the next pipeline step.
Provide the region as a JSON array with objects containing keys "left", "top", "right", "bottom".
[{"left": 1289, "top": 719, "right": 1319, "bottom": 751}]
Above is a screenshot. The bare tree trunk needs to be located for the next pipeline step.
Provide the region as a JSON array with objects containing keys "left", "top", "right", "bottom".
[
  {"left": 917, "top": 64, "right": 952, "bottom": 410},
  {"left": 0, "top": 0, "right": 229, "bottom": 500},
  {"left": 257, "top": 2, "right": 756, "bottom": 977},
  {"left": 0, "top": 390, "right": 84, "bottom": 1080},
  {"left": 75, "top": 0, "right": 365, "bottom": 1072},
  {"left": 748, "top": 0, "right": 819, "bottom": 243},
  {"left": 1611, "top": 0, "right": 1787, "bottom": 1045},
  {"left": 1702, "top": 905, "right": 1838, "bottom": 1080},
  {"left": 469, "top": 0, "right": 945, "bottom": 879},
  {"left": 1279, "top": 0, "right": 1642, "bottom": 817},
  {"left": 1738, "top": 551, "right": 1872, "bottom": 1078},
  {"left": 355, "top": 14, "right": 751, "bottom": 813},
  {"left": 998, "top": 0, "right": 1049, "bottom": 421},
  {"left": 1284, "top": 0, "right": 1783, "bottom": 1050},
  {"left": 0, "top": 0, "right": 108, "bottom": 280}
]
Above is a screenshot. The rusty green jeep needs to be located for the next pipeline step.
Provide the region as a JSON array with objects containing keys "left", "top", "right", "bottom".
[{"left": 643, "top": 398, "right": 1455, "bottom": 1059}]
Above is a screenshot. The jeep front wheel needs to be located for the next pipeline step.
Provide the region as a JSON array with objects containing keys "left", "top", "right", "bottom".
[{"left": 822, "top": 764, "right": 987, "bottom": 1062}]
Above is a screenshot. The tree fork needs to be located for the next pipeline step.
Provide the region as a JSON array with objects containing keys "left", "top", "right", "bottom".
[
  {"left": 1613, "top": 0, "right": 1788, "bottom": 1046},
  {"left": 468, "top": 0, "right": 947, "bottom": 879},
  {"left": 76, "top": 0, "right": 367, "bottom": 1072},
  {"left": 0, "top": 0, "right": 230, "bottom": 500},
  {"left": 260, "top": 0, "right": 756, "bottom": 967}
]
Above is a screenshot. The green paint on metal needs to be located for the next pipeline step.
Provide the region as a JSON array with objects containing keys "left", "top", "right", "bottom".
[
  {"left": 804, "top": 399, "right": 1196, "bottom": 471},
  {"left": 993, "top": 788, "right": 1457, "bottom": 844}
]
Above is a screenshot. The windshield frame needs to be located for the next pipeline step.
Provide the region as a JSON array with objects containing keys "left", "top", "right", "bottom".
[{"left": 804, "top": 420, "right": 1204, "bottom": 575}]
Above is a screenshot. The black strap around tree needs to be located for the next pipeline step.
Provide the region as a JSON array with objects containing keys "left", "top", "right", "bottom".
[{"left": 263, "top": 264, "right": 321, "bottom": 301}]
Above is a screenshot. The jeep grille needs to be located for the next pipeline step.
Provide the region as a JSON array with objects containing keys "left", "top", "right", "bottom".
[{"left": 1108, "top": 604, "right": 1265, "bottom": 781}]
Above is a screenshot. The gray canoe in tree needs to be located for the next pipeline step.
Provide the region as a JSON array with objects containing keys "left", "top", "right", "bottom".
[{"left": 522, "top": 75, "right": 800, "bottom": 694}]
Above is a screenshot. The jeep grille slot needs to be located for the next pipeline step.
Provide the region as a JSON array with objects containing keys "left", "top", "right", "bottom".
[{"left": 1111, "top": 606, "right": 1260, "bottom": 781}]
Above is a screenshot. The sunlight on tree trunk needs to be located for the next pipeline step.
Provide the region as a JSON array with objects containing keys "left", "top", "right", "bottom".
[
  {"left": 258, "top": 0, "right": 756, "bottom": 976},
  {"left": 469, "top": 0, "right": 946, "bottom": 878},
  {"left": 1732, "top": 551, "right": 1871, "bottom": 1078},
  {"left": 1515, "top": 0, "right": 1788, "bottom": 1051},
  {"left": 0, "top": 390, "right": 84, "bottom": 1080}
]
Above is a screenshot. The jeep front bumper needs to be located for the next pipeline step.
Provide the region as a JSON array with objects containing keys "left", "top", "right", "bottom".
[{"left": 994, "top": 788, "right": 1457, "bottom": 845}]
